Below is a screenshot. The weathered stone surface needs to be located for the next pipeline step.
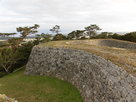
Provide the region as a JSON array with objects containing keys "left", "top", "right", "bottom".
[
  {"left": 99, "top": 39, "right": 136, "bottom": 50},
  {"left": 26, "top": 46, "right": 136, "bottom": 102}
]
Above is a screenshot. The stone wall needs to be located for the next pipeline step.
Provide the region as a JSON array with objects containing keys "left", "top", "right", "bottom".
[
  {"left": 26, "top": 46, "right": 136, "bottom": 102},
  {"left": 99, "top": 39, "right": 136, "bottom": 50}
]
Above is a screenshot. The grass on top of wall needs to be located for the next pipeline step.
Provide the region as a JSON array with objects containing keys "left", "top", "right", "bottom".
[
  {"left": 40, "top": 39, "right": 136, "bottom": 77},
  {"left": 0, "top": 67, "right": 83, "bottom": 102}
]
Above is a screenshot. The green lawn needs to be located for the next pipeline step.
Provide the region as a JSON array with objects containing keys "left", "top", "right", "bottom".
[{"left": 0, "top": 68, "right": 83, "bottom": 102}]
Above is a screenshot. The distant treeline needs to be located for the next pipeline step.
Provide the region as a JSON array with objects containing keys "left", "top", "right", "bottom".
[
  {"left": 66, "top": 31, "right": 136, "bottom": 43},
  {"left": 92, "top": 32, "right": 136, "bottom": 43},
  {"left": 0, "top": 24, "right": 136, "bottom": 43}
]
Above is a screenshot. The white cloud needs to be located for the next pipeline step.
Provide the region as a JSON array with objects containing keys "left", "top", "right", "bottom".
[{"left": 0, "top": 0, "right": 136, "bottom": 33}]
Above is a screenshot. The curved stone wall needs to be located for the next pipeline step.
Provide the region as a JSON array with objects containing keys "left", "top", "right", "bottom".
[
  {"left": 26, "top": 46, "right": 136, "bottom": 102},
  {"left": 99, "top": 39, "right": 136, "bottom": 50}
]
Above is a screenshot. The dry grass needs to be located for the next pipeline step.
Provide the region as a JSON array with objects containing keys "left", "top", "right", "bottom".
[{"left": 40, "top": 39, "right": 136, "bottom": 77}]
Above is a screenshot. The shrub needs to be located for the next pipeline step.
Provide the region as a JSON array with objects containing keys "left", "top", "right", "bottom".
[
  {"left": 121, "top": 32, "right": 136, "bottom": 42},
  {"left": 0, "top": 41, "right": 35, "bottom": 75},
  {"left": 95, "top": 32, "right": 109, "bottom": 39},
  {"left": 13, "top": 41, "right": 35, "bottom": 69},
  {"left": 110, "top": 33, "right": 122, "bottom": 39},
  {"left": 0, "top": 48, "right": 20, "bottom": 73},
  {"left": 53, "top": 34, "right": 67, "bottom": 41}
]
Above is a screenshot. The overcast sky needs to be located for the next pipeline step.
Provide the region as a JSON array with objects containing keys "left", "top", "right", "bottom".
[{"left": 0, "top": 0, "right": 136, "bottom": 34}]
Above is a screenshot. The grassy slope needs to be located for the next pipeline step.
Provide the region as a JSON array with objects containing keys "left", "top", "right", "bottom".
[
  {"left": 0, "top": 68, "right": 83, "bottom": 102},
  {"left": 40, "top": 39, "right": 136, "bottom": 77}
]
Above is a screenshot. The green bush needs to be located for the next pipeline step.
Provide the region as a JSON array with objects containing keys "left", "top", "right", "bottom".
[
  {"left": 0, "top": 41, "right": 35, "bottom": 76},
  {"left": 110, "top": 33, "right": 122, "bottom": 39},
  {"left": 121, "top": 32, "right": 136, "bottom": 42},
  {"left": 0, "top": 48, "right": 20, "bottom": 73},
  {"left": 53, "top": 34, "right": 67, "bottom": 41},
  {"left": 13, "top": 41, "right": 35, "bottom": 69},
  {"left": 95, "top": 32, "right": 109, "bottom": 39}
]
